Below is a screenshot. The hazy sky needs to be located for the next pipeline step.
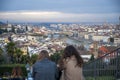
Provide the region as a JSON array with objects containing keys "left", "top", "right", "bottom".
[{"left": 0, "top": 0, "right": 120, "bottom": 23}]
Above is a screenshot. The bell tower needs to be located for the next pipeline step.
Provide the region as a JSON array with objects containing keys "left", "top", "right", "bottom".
[{"left": 93, "top": 41, "right": 98, "bottom": 58}]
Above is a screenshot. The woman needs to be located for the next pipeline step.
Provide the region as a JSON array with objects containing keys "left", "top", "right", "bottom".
[
  {"left": 59, "top": 45, "right": 85, "bottom": 80},
  {"left": 11, "top": 66, "right": 23, "bottom": 80}
]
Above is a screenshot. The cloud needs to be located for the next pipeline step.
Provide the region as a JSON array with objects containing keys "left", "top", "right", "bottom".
[{"left": 0, "top": 11, "right": 119, "bottom": 22}]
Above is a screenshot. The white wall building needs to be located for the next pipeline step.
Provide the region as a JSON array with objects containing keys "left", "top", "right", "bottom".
[
  {"left": 87, "top": 28, "right": 96, "bottom": 32},
  {"left": 81, "top": 55, "right": 92, "bottom": 62},
  {"left": 97, "top": 29, "right": 114, "bottom": 33},
  {"left": 114, "top": 38, "right": 120, "bottom": 45},
  {"left": 92, "top": 35, "right": 109, "bottom": 42}
]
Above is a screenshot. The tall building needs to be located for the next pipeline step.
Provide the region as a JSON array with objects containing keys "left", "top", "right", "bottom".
[
  {"left": 116, "top": 17, "right": 120, "bottom": 30},
  {"left": 93, "top": 41, "right": 98, "bottom": 58}
]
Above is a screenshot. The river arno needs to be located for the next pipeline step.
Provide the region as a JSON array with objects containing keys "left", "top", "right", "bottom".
[
  {"left": 65, "top": 37, "right": 91, "bottom": 50},
  {"left": 35, "top": 34, "right": 91, "bottom": 50},
  {"left": 51, "top": 34, "right": 91, "bottom": 50}
]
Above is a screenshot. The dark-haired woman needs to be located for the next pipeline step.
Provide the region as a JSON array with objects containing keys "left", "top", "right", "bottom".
[{"left": 59, "top": 45, "right": 85, "bottom": 80}]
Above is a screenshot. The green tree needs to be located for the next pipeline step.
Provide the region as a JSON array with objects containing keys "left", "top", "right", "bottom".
[
  {"left": 89, "top": 54, "right": 95, "bottom": 61},
  {"left": 14, "top": 48, "right": 23, "bottom": 63},
  {"left": 0, "top": 47, "right": 4, "bottom": 63},
  {"left": 26, "top": 26, "right": 28, "bottom": 31},
  {"left": 0, "top": 47, "right": 3, "bottom": 54},
  {"left": 21, "top": 55, "right": 30, "bottom": 64},
  {"left": 11, "top": 25, "right": 15, "bottom": 33},
  {"left": 0, "top": 28, "right": 8, "bottom": 34},
  {"left": 6, "top": 42, "right": 16, "bottom": 63},
  {"left": 50, "top": 50, "right": 63, "bottom": 63},
  {"left": 30, "top": 54, "right": 38, "bottom": 64},
  {"left": 4, "top": 28, "right": 8, "bottom": 32},
  {"left": 108, "top": 37, "right": 114, "bottom": 43}
]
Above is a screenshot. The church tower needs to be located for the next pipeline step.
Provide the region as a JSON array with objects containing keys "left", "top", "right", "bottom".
[{"left": 93, "top": 41, "right": 98, "bottom": 58}]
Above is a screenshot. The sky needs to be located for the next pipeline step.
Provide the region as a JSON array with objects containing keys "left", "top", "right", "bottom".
[{"left": 0, "top": 0, "right": 120, "bottom": 23}]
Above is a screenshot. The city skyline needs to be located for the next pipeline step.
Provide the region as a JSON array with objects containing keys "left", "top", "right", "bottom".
[{"left": 0, "top": 0, "right": 120, "bottom": 23}]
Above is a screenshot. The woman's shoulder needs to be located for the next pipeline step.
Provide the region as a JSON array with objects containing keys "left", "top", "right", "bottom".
[{"left": 65, "top": 56, "right": 81, "bottom": 67}]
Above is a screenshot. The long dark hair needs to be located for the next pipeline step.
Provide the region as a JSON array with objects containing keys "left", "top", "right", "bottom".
[{"left": 63, "top": 45, "right": 83, "bottom": 67}]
